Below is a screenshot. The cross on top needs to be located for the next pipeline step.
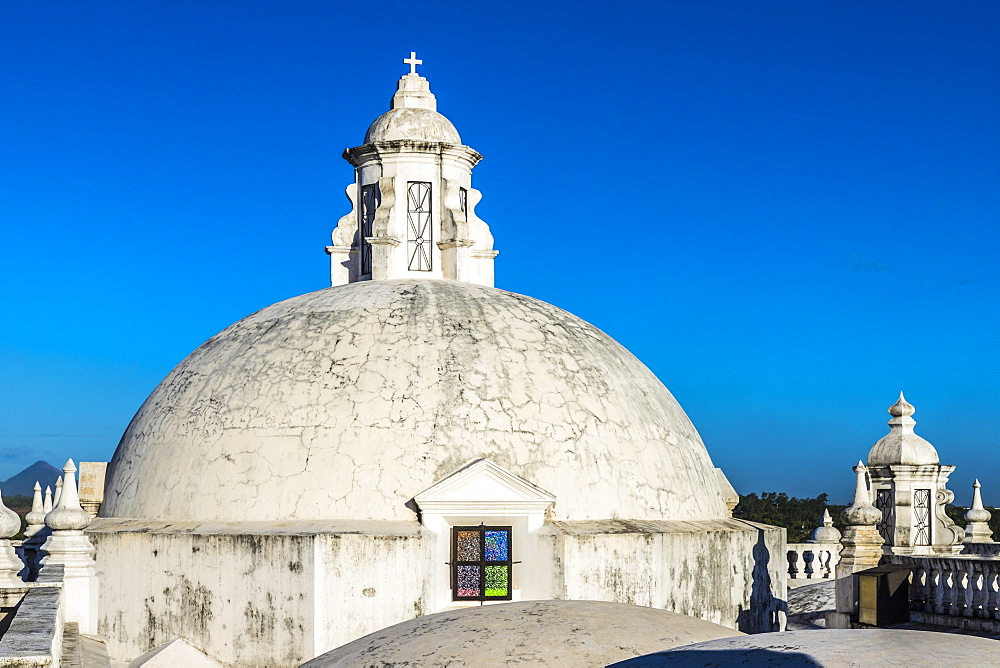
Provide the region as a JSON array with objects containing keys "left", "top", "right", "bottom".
[{"left": 403, "top": 51, "right": 423, "bottom": 75}]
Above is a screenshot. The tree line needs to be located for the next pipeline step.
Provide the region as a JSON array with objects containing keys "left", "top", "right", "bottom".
[{"left": 734, "top": 491, "right": 1000, "bottom": 544}]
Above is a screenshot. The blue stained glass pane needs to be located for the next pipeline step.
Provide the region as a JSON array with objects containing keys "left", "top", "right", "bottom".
[{"left": 484, "top": 530, "right": 509, "bottom": 561}]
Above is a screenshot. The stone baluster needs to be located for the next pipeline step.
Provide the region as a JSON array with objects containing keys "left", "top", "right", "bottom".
[
  {"left": 802, "top": 550, "right": 815, "bottom": 578},
  {"left": 40, "top": 459, "right": 99, "bottom": 634},
  {"left": 43, "top": 486, "right": 52, "bottom": 514},
  {"left": 932, "top": 566, "right": 944, "bottom": 613},
  {"left": 964, "top": 480, "right": 994, "bottom": 543},
  {"left": 917, "top": 563, "right": 931, "bottom": 612},
  {"left": 0, "top": 489, "right": 25, "bottom": 587},
  {"left": 786, "top": 548, "right": 800, "bottom": 579},
  {"left": 989, "top": 569, "right": 1000, "bottom": 620},
  {"left": 827, "top": 461, "right": 885, "bottom": 628},
  {"left": 815, "top": 549, "right": 829, "bottom": 578},
  {"left": 958, "top": 563, "right": 972, "bottom": 617},
  {"left": 53, "top": 476, "right": 63, "bottom": 507},
  {"left": 970, "top": 561, "right": 987, "bottom": 618},
  {"left": 944, "top": 567, "right": 958, "bottom": 615}
]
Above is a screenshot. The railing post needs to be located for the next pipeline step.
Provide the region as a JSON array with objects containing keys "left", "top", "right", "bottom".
[
  {"left": 919, "top": 563, "right": 931, "bottom": 612},
  {"left": 787, "top": 548, "right": 800, "bottom": 580},
  {"left": 970, "top": 562, "right": 986, "bottom": 618},
  {"left": 945, "top": 567, "right": 959, "bottom": 616},
  {"left": 818, "top": 549, "right": 831, "bottom": 579},
  {"left": 932, "top": 567, "right": 944, "bottom": 614},
  {"left": 803, "top": 550, "right": 815, "bottom": 579},
  {"left": 987, "top": 566, "right": 1000, "bottom": 621},
  {"left": 958, "top": 564, "right": 972, "bottom": 617}
]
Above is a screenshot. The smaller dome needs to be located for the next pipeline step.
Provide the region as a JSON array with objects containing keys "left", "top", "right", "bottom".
[
  {"left": 364, "top": 107, "right": 461, "bottom": 144},
  {"left": 809, "top": 509, "right": 842, "bottom": 544},
  {"left": 811, "top": 525, "right": 842, "bottom": 543},
  {"left": 305, "top": 601, "right": 741, "bottom": 667},
  {"left": 868, "top": 393, "right": 939, "bottom": 466}
]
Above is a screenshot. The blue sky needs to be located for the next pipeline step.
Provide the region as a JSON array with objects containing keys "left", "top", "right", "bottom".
[{"left": 2, "top": 1, "right": 997, "bottom": 505}]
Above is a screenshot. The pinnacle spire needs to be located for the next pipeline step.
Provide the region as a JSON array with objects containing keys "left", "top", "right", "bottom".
[
  {"left": 45, "top": 459, "right": 91, "bottom": 532},
  {"left": 842, "top": 461, "right": 882, "bottom": 527},
  {"left": 25, "top": 481, "right": 46, "bottom": 529}
]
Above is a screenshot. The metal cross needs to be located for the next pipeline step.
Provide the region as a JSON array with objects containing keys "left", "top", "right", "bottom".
[{"left": 403, "top": 51, "right": 422, "bottom": 75}]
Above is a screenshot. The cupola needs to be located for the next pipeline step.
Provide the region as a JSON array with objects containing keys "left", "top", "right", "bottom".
[{"left": 326, "top": 53, "right": 497, "bottom": 286}]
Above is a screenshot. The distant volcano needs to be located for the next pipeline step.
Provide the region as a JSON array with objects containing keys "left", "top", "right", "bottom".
[{"left": 2, "top": 460, "right": 62, "bottom": 498}]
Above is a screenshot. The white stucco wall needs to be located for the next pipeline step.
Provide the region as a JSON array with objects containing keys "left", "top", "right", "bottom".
[
  {"left": 88, "top": 518, "right": 784, "bottom": 666},
  {"left": 89, "top": 520, "right": 426, "bottom": 666},
  {"left": 547, "top": 519, "right": 787, "bottom": 632}
]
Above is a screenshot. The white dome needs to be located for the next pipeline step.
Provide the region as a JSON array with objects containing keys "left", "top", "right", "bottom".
[
  {"left": 305, "top": 600, "right": 741, "bottom": 667},
  {"left": 364, "top": 107, "right": 461, "bottom": 144},
  {"left": 102, "top": 280, "right": 728, "bottom": 522},
  {"left": 867, "top": 393, "right": 939, "bottom": 466}
]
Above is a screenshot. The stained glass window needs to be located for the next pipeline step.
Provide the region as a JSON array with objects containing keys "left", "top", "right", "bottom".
[{"left": 451, "top": 525, "right": 512, "bottom": 601}]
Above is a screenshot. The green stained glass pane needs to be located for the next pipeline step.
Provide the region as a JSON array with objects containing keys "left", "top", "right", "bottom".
[
  {"left": 484, "top": 565, "right": 509, "bottom": 597},
  {"left": 457, "top": 531, "right": 480, "bottom": 561}
]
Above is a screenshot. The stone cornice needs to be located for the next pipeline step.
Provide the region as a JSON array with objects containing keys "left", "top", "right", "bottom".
[
  {"left": 436, "top": 239, "right": 475, "bottom": 250},
  {"left": 343, "top": 141, "right": 483, "bottom": 168},
  {"left": 366, "top": 236, "right": 401, "bottom": 247}
]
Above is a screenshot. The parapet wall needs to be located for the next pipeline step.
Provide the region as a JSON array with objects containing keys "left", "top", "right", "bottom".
[
  {"left": 544, "top": 519, "right": 787, "bottom": 632},
  {"left": 88, "top": 518, "right": 785, "bottom": 666}
]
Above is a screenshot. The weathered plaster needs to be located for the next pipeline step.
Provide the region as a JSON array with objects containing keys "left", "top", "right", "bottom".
[
  {"left": 88, "top": 522, "right": 429, "bottom": 666},
  {"left": 546, "top": 519, "right": 787, "bottom": 632},
  {"left": 87, "top": 518, "right": 783, "bottom": 665},
  {"left": 102, "top": 280, "right": 729, "bottom": 524}
]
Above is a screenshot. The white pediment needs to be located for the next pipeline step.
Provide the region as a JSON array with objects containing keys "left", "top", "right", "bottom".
[{"left": 414, "top": 459, "right": 555, "bottom": 516}]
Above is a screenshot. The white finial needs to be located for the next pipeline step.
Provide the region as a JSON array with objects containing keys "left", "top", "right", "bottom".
[
  {"left": 842, "top": 461, "right": 882, "bottom": 526},
  {"left": 403, "top": 51, "right": 423, "bottom": 75},
  {"left": 43, "top": 486, "right": 53, "bottom": 513},
  {"left": 809, "top": 507, "right": 842, "bottom": 544},
  {"left": 888, "top": 392, "right": 916, "bottom": 419},
  {"left": 54, "top": 476, "right": 63, "bottom": 506},
  {"left": 0, "top": 489, "right": 20, "bottom": 539},
  {"left": 45, "top": 459, "right": 90, "bottom": 532},
  {"left": 25, "top": 481, "right": 46, "bottom": 531},
  {"left": 966, "top": 479, "right": 992, "bottom": 523},
  {"left": 0, "top": 488, "right": 23, "bottom": 586},
  {"left": 868, "top": 391, "right": 939, "bottom": 466}
]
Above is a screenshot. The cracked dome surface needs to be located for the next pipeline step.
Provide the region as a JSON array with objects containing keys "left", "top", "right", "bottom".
[
  {"left": 364, "top": 107, "right": 461, "bottom": 144},
  {"left": 102, "top": 280, "right": 728, "bottom": 522}
]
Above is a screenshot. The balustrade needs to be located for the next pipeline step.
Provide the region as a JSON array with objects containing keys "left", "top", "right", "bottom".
[
  {"left": 888, "top": 554, "right": 1000, "bottom": 629},
  {"left": 786, "top": 543, "right": 841, "bottom": 581}
]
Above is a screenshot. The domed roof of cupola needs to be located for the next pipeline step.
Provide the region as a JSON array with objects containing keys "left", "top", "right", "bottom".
[
  {"left": 364, "top": 107, "right": 460, "bottom": 144},
  {"left": 867, "top": 392, "right": 940, "bottom": 466},
  {"left": 361, "top": 63, "right": 461, "bottom": 144}
]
